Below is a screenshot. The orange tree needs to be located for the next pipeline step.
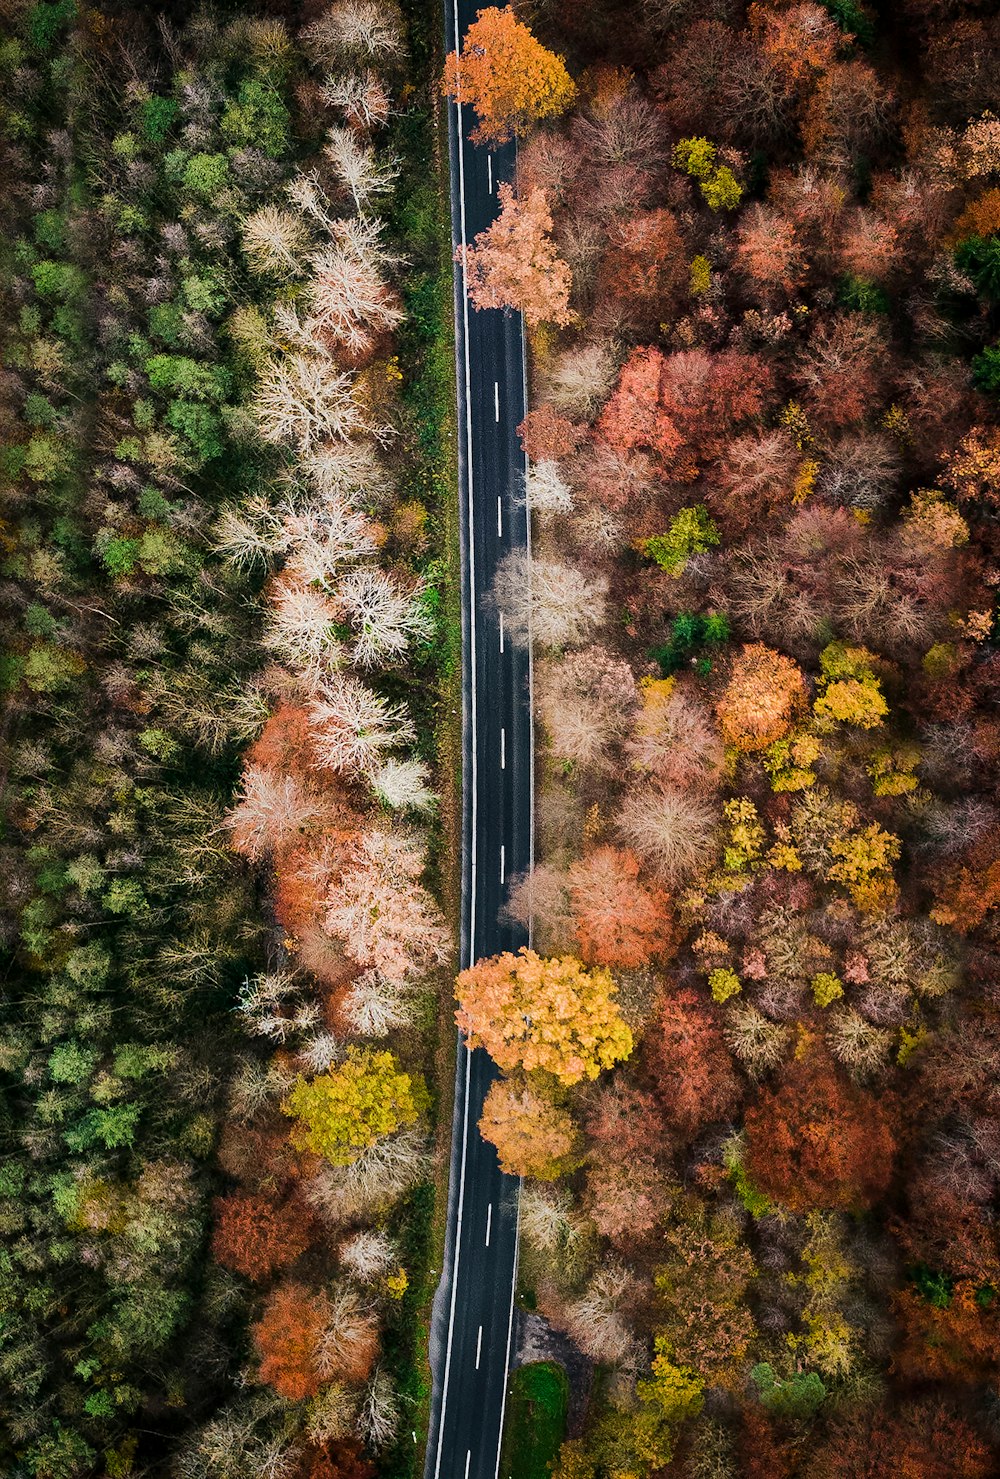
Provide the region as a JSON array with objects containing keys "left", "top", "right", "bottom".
[
  {"left": 479, "top": 1077, "right": 582, "bottom": 1178},
  {"left": 441, "top": 6, "right": 576, "bottom": 144},
  {"left": 455, "top": 946, "right": 633, "bottom": 1085},
  {"left": 716, "top": 643, "right": 807, "bottom": 752}
]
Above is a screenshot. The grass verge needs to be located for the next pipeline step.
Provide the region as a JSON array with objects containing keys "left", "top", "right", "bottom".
[{"left": 499, "top": 1362, "right": 570, "bottom": 1479}]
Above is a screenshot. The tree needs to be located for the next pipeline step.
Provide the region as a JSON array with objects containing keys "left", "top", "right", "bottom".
[
  {"left": 536, "top": 646, "right": 636, "bottom": 769},
  {"left": 490, "top": 549, "right": 607, "bottom": 649},
  {"left": 252, "top": 1282, "right": 329, "bottom": 1401},
  {"left": 716, "top": 644, "right": 807, "bottom": 751},
  {"left": 645, "top": 989, "right": 742, "bottom": 1137},
  {"left": 734, "top": 204, "right": 805, "bottom": 295},
  {"left": 455, "top": 947, "right": 633, "bottom": 1085},
  {"left": 212, "top": 1192, "right": 314, "bottom": 1281},
  {"left": 567, "top": 848, "right": 675, "bottom": 968},
  {"left": 324, "top": 830, "right": 451, "bottom": 982},
  {"left": 283, "top": 1048, "right": 426, "bottom": 1165},
  {"left": 309, "top": 1441, "right": 376, "bottom": 1479},
  {"left": 803, "top": 1399, "right": 992, "bottom": 1479},
  {"left": 479, "top": 1077, "right": 582, "bottom": 1178},
  {"left": 744, "top": 1047, "right": 896, "bottom": 1212},
  {"left": 617, "top": 786, "right": 718, "bottom": 884},
  {"left": 440, "top": 6, "right": 576, "bottom": 145},
  {"left": 461, "top": 184, "right": 573, "bottom": 327}
]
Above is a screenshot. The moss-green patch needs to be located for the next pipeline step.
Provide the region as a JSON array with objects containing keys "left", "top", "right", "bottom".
[{"left": 500, "top": 1362, "right": 570, "bottom": 1479}]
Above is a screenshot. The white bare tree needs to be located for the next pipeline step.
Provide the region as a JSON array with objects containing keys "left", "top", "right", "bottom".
[
  {"left": 368, "top": 756, "right": 437, "bottom": 813},
  {"left": 212, "top": 495, "right": 290, "bottom": 571},
  {"left": 304, "top": 1128, "right": 430, "bottom": 1223},
  {"left": 301, "top": 2, "right": 404, "bottom": 67},
  {"left": 562, "top": 1263, "right": 641, "bottom": 1366},
  {"left": 491, "top": 548, "right": 607, "bottom": 649},
  {"left": 304, "top": 241, "right": 403, "bottom": 355},
  {"left": 336, "top": 566, "right": 432, "bottom": 666},
  {"left": 358, "top": 1368, "right": 399, "bottom": 1450},
  {"left": 544, "top": 339, "right": 616, "bottom": 419},
  {"left": 324, "top": 125, "right": 398, "bottom": 212},
  {"left": 227, "top": 767, "right": 323, "bottom": 862},
  {"left": 296, "top": 1032, "right": 343, "bottom": 1075},
  {"left": 519, "top": 1183, "right": 586, "bottom": 1256},
  {"left": 254, "top": 352, "right": 375, "bottom": 452},
  {"left": 617, "top": 785, "right": 718, "bottom": 883},
  {"left": 325, "top": 829, "right": 450, "bottom": 981},
  {"left": 315, "top": 1284, "right": 379, "bottom": 1380},
  {"left": 262, "top": 579, "right": 343, "bottom": 674},
  {"left": 309, "top": 674, "right": 416, "bottom": 772},
  {"left": 340, "top": 968, "right": 418, "bottom": 1037},
  {"left": 321, "top": 69, "right": 391, "bottom": 130},
  {"left": 339, "top": 1228, "right": 399, "bottom": 1280},
  {"left": 241, "top": 204, "right": 312, "bottom": 277},
  {"left": 301, "top": 439, "right": 388, "bottom": 505},
  {"left": 282, "top": 500, "right": 378, "bottom": 588},
  {"left": 524, "top": 460, "right": 574, "bottom": 517}
]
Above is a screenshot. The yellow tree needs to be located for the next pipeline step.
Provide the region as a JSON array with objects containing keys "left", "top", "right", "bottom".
[
  {"left": 479, "top": 1077, "right": 582, "bottom": 1178},
  {"left": 441, "top": 6, "right": 576, "bottom": 144},
  {"left": 282, "top": 1047, "right": 426, "bottom": 1165},
  {"left": 455, "top": 947, "right": 633, "bottom": 1085},
  {"left": 461, "top": 184, "right": 573, "bottom": 327}
]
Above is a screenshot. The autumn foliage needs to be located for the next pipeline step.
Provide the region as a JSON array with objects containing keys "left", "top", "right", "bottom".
[
  {"left": 212, "top": 1192, "right": 314, "bottom": 1281},
  {"left": 745, "top": 1048, "right": 896, "bottom": 1212},
  {"left": 441, "top": 6, "right": 576, "bottom": 144},
  {"left": 461, "top": 183, "right": 573, "bottom": 327},
  {"left": 252, "top": 1282, "right": 328, "bottom": 1401},
  {"left": 716, "top": 644, "right": 807, "bottom": 751},
  {"left": 455, "top": 947, "right": 633, "bottom": 1084}
]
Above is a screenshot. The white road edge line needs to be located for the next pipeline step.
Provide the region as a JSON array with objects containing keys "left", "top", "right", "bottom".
[
  {"left": 464, "top": 1450, "right": 471, "bottom": 1479},
  {"left": 494, "top": 380, "right": 500, "bottom": 421},
  {"left": 496, "top": 494, "right": 502, "bottom": 537},
  {"left": 431, "top": 9, "right": 477, "bottom": 1473},
  {"left": 485, "top": 1202, "right": 493, "bottom": 1246},
  {"left": 500, "top": 727, "right": 505, "bottom": 769},
  {"left": 475, "top": 1324, "right": 483, "bottom": 1370}
]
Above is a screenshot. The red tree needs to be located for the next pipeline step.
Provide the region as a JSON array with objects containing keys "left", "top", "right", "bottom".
[
  {"left": 517, "top": 404, "right": 584, "bottom": 460},
  {"left": 804, "top": 1399, "right": 992, "bottom": 1479},
  {"left": 745, "top": 1047, "right": 896, "bottom": 1212},
  {"left": 645, "top": 988, "right": 743, "bottom": 1138},
  {"left": 212, "top": 1192, "right": 315, "bottom": 1281}
]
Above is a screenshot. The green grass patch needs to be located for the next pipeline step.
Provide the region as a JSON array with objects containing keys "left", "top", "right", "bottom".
[{"left": 500, "top": 1362, "right": 569, "bottom": 1479}]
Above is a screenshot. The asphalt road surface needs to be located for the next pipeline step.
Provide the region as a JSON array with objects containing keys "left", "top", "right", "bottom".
[{"left": 423, "top": 3, "right": 533, "bottom": 1477}]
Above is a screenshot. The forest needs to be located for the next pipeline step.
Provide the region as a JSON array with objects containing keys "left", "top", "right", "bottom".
[
  {"left": 441, "top": 1, "right": 1000, "bottom": 1476},
  {"left": 0, "top": 1, "right": 457, "bottom": 1476}
]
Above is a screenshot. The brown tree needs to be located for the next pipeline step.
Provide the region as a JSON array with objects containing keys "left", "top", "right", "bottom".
[{"left": 212, "top": 1192, "right": 315, "bottom": 1281}]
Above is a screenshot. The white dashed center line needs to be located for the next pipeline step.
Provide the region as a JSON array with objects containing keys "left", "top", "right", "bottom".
[
  {"left": 476, "top": 1325, "right": 483, "bottom": 1369},
  {"left": 494, "top": 381, "right": 500, "bottom": 421},
  {"left": 485, "top": 1203, "right": 493, "bottom": 1246},
  {"left": 500, "top": 727, "right": 505, "bottom": 769}
]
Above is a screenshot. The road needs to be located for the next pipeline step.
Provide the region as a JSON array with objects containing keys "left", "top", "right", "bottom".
[{"left": 423, "top": 2, "right": 533, "bottom": 1477}]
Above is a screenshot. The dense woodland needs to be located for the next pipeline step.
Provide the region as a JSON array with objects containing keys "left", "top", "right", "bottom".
[
  {"left": 442, "top": 2, "right": 1000, "bottom": 1476},
  {"left": 0, "top": 2, "right": 456, "bottom": 1476}
]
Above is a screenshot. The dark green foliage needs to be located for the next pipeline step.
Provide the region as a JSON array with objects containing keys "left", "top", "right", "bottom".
[
  {"left": 650, "top": 612, "right": 731, "bottom": 677},
  {"left": 956, "top": 235, "right": 1000, "bottom": 302},
  {"left": 838, "top": 274, "right": 889, "bottom": 314},
  {"left": 973, "top": 346, "right": 1000, "bottom": 394},
  {"left": 820, "top": 0, "right": 874, "bottom": 46},
  {"left": 221, "top": 77, "right": 290, "bottom": 158},
  {"left": 140, "top": 94, "right": 178, "bottom": 144}
]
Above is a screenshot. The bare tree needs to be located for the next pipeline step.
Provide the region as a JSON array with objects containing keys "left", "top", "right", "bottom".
[
  {"left": 339, "top": 1228, "right": 399, "bottom": 1280},
  {"left": 321, "top": 70, "right": 392, "bottom": 130},
  {"left": 324, "top": 125, "right": 398, "bottom": 212},
  {"left": 241, "top": 205, "right": 312, "bottom": 277},
  {"left": 335, "top": 566, "right": 432, "bottom": 667},
  {"left": 618, "top": 785, "right": 718, "bottom": 883},
  {"left": 358, "top": 1367, "right": 399, "bottom": 1450},
  {"left": 301, "top": 2, "right": 404, "bottom": 67},
  {"left": 262, "top": 578, "right": 344, "bottom": 674},
  {"left": 306, "top": 1383, "right": 357, "bottom": 1445},
  {"left": 325, "top": 830, "right": 450, "bottom": 981},
  {"left": 368, "top": 757, "right": 437, "bottom": 813},
  {"left": 561, "top": 1262, "right": 641, "bottom": 1366},
  {"left": 491, "top": 548, "right": 607, "bottom": 649},
  {"left": 543, "top": 340, "right": 616, "bottom": 420},
  {"left": 304, "top": 1128, "right": 430, "bottom": 1224},
  {"left": 524, "top": 460, "right": 574, "bottom": 518},
  {"left": 303, "top": 235, "right": 403, "bottom": 355},
  {"left": 724, "top": 1004, "right": 790, "bottom": 1078},
  {"left": 340, "top": 969, "right": 419, "bottom": 1037},
  {"left": 254, "top": 352, "right": 379, "bottom": 452},
  {"left": 309, "top": 675, "right": 416, "bottom": 772},
  {"left": 227, "top": 768, "right": 323, "bottom": 861},
  {"left": 536, "top": 646, "right": 636, "bottom": 768},
  {"left": 826, "top": 1008, "right": 893, "bottom": 1078}
]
